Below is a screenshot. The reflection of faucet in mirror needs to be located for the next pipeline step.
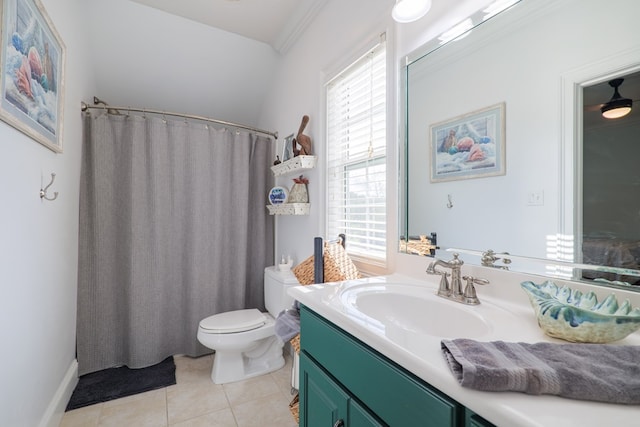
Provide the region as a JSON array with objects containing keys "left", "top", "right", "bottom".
[
  {"left": 427, "top": 253, "right": 489, "bottom": 305},
  {"left": 481, "top": 249, "right": 512, "bottom": 270}
]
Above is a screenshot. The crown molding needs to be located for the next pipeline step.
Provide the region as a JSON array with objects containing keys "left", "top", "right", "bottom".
[{"left": 272, "top": 0, "right": 328, "bottom": 54}]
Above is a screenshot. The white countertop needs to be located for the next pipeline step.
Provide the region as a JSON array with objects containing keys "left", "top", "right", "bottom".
[{"left": 288, "top": 272, "right": 640, "bottom": 427}]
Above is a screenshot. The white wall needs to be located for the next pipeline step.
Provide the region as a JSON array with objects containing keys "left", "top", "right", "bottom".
[
  {"left": 85, "top": 0, "right": 280, "bottom": 127},
  {"left": 0, "top": 0, "right": 93, "bottom": 425}
]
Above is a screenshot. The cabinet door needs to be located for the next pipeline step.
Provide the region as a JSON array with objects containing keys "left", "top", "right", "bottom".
[{"left": 300, "top": 352, "right": 383, "bottom": 427}]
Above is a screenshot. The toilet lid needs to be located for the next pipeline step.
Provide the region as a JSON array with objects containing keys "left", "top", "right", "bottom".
[{"left": 199, "top": 309, "right": 266, "bottom": 333}]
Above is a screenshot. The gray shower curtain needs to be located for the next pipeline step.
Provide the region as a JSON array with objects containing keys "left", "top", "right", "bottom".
[{"left": 77, "top": 112, "right": 274, "bottom": 375}]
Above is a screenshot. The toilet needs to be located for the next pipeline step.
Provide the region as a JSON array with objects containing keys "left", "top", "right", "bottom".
[{"left": 197, "top": 266, "right": 299, "bottom": 384}]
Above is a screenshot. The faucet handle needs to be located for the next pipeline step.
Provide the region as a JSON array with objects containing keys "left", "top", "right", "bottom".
[
  {"left": 463, "top": 276, "right": 489, "bottom": 286},
  {"left": 461, "top": 276, "right": 489, "bottom": 305},
  {"left": 427, "top": 267, "right": 451, "bottom": 296},
  {"left": 436, "top": 271, "right": 451, "bottom": 297}
]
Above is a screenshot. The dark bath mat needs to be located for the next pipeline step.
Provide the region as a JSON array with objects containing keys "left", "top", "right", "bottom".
[{"left": 66, "top": 356, "right": 176, "bottom": 411}]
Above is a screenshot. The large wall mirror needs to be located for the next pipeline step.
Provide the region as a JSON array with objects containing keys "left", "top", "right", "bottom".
[{"left": 400, "top": 0, "right": 640, "bottom": 290}]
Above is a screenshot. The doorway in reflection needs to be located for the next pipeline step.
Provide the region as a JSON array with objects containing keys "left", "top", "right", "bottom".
[{"left": 582, "top": 70, "right": 640, "bottom": 285}]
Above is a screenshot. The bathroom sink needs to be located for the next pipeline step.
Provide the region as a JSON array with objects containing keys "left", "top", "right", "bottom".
[{"left": 339, "top": 283, "right": 492, "bottom": 339}]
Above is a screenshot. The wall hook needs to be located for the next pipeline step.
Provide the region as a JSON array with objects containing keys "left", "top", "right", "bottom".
[
  {"left": 40, "top": 173, "right": 59, "bottom": 201},
  {"left": 447, "top": 194, "right": 453, "bottom": 209}
]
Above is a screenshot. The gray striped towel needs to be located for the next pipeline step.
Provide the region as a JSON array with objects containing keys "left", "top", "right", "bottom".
[{"left": 441, "top": 339, "right": 640, "bottom": 404}]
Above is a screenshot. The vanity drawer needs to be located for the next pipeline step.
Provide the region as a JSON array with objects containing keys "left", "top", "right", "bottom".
[{"left": 300, "top": 305, "right": 462, "bottom": 426}]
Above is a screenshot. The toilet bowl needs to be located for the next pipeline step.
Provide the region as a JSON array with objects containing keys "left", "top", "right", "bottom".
[{"left": 197, "top": 266, "right": 299, "bottom": 384}]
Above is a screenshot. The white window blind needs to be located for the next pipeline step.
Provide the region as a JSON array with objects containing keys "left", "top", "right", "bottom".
[{"left": 326, "top": 40, "right": 386, "bottom": 261}]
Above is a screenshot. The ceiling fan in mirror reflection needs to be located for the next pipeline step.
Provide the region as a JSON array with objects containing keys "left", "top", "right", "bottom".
[
  {"left": 584, "top": 76, "right": 639, "bottom": 120},
  {"left": 600, "top": 78, "right": 633, "bottom": 119}
]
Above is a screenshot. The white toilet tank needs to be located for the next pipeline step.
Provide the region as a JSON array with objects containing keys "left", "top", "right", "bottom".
[{"left": 264, "top": 266, "right": 299, "bottom": 317}]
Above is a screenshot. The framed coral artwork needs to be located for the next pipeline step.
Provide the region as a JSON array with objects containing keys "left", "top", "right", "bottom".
[
  {"left": 430, "top": 103, "right": 505, "bottom": 183},
  {"left": 0, "top": 0, "right": 65, "bottom": 153}
]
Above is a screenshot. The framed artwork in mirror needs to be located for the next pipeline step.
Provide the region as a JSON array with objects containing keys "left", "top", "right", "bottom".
[
  {"left": 430, "top": 103, "right": 505, "bottom": 182},
  {"left": 0, "top": 0, "right": 65, "bottom": 153},
  {"left": 282, "top": 133, "right": 294, "bottom": 162}
]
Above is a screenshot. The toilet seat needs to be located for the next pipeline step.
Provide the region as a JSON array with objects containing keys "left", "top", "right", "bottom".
[{"left": 199, "top": 309, "right": 266, "bottom": 334}]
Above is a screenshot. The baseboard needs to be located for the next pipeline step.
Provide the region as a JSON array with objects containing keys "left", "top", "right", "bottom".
[{"left": 38, "top": 359, "right": 78, "bottom": 427}]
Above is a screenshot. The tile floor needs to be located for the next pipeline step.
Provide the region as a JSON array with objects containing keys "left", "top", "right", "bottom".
[{"left": 60, "top": 353, "right": 298, "bottom": 427}]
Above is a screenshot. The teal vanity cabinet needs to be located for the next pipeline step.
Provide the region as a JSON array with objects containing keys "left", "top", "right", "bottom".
[{"left": 298, "top": 305, "right": 494, "bottom": 427}]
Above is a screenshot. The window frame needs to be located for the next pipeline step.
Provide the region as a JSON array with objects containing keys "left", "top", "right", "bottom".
[{"left": 324, "top": 35, "right": 390, "bottom": 271}]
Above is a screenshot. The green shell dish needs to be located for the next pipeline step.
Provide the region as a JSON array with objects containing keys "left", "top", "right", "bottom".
[{"left": 520, "top": 281, "right": 640, "bottom": 343}]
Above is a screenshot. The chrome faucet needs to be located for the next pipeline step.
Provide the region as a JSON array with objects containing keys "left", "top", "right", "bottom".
[
  {"left": 427, "top": 253, "right": 489, "bottom": 305},
  {"left": 427, "top": 253, "right": 464, "bottom": 298}
]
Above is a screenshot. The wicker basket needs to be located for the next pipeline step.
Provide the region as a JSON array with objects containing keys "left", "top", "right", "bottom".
[
  {"left": 292, "top": 241, "right": 361, "bottom": 285},
  {"left": 289, "top": 393, "right": 300, "bottom": 423},
  {"left": 290, "top": 334, "right": 301, "bottom": 354}
]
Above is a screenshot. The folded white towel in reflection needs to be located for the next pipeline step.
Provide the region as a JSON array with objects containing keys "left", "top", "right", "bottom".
[{"left": 441, "top": 339, "right": 640, "bottom": 404}]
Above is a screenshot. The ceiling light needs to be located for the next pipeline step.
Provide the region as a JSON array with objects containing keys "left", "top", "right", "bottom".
[
  {"left": 392, "top": 0, "right": 432, "bottom": 23},
  {"left": 601, "top": 78, "right": 633, "bottom": 119}
]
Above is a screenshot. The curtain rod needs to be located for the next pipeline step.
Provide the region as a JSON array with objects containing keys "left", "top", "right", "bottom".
[{"left": 80, "top": 98, "right": 278, "bottom": 140}]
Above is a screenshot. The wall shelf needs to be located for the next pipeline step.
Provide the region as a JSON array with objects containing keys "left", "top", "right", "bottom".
[
  {"left": 271, "top": 155, "right": 317, "bottom": 177},
  {"left": 267, "top": 203, "right": 310, "bottom": 215},
  {"left": 269, "top": 155, "right": 315, "bottom": 215}
]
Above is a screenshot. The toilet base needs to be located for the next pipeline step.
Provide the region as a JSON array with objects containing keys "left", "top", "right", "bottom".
[{"left": 211, "top": 335, "right": 285, "bottom": 384}]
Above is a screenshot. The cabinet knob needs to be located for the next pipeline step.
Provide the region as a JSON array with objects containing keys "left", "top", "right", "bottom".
[{"left": 333, "top": 419, "right": 345, "bottom": 427}]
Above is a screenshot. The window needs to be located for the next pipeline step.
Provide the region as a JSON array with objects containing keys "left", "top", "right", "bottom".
[{"left": 326, "top": 39, "right": 387, "bottom": 262}]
